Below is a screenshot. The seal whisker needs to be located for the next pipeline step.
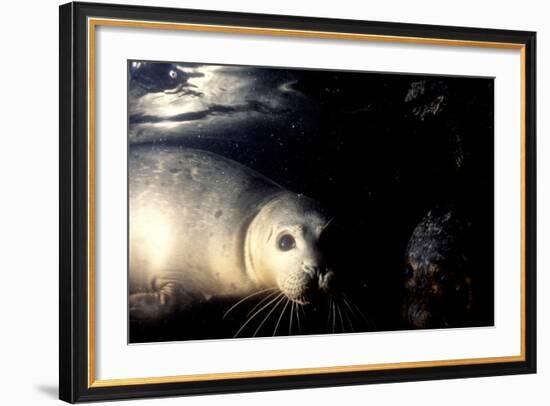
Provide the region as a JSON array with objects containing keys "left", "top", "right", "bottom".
[
  {"left": 246, "top": 290, "right": 280, "bottom": 318},
  {"left": 341, "top": 296, "right": 359, "bottom": 322},
  {"left": 335, "top": 302, "right": 345, "bottom": 333},
  {"left": 273, "top": 298, "right": 290, "bottom": 336},
  {"left": 295, "top": 302, "right": 302, "bottom": 334},
  {"left": 299, "top": 303, "right": 307, "bottom": 320},
  {"left": 289, "top": 301, "right": 294, "bottom": 335},
  {"left": 320, "top": 216, "right": 335, "bottom": 233},
  {"left": 253, "top": 295, "right": 286, "bottom": 337},
  {"left": 339, "top": 299, "right": 355, "bottom": 332},
  {"left": 223, "top": 287, "right": 277, "bottom": 319},
  {"left": 331, "top": 300, "right": 336, "bottom": 333},
  {"left": 234, "top": 293, "right": 284, "bottom": 338},
  {"left": 342, "top": 295, "right": 363, "bottom": 325},
  {"left": 342, "top": 294, "right": 374, "bottom": 329},
  {"left": 327, "top": 297, "right": 333, "bottom": 328}
]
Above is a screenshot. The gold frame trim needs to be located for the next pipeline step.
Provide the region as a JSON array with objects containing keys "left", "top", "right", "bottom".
[{"left": 87, "top": 17, "right": 527, "bottom": 388}]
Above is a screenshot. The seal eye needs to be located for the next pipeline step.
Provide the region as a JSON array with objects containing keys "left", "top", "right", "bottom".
[
  {"left": 169, "top": 69, "right": 177, "bottom": 79},
  {"left": 277, "top": 234, "right": 296, "bottom": 251}
]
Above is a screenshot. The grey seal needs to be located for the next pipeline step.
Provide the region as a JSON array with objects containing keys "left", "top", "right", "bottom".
[{"left": 129, "top": 147, "right": 334, "bottom": 320}]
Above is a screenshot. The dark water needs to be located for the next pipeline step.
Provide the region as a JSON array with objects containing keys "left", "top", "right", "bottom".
[{"left": 128, "top": 61, "right": 494, "bottom": 343}]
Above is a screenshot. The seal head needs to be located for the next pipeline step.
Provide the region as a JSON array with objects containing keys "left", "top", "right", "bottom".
[
  {"left": 245, "top": 192, "right": 334, "bottom": 304},
  {"left": 402, "top": 208, "right": 474, "bottom": 328}
]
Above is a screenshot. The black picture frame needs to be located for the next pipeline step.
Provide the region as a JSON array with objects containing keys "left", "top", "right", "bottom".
[{"left": 59, "top": 1, "right": 536, "bottom": 403}]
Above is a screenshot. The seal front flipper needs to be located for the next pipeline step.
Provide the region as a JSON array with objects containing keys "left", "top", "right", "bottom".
[
  {"left": 129, "top": 291, "right": 169, "bottom": 321},
  {"left": 129, "top": 279, "right": 190, "bottom": 321}
]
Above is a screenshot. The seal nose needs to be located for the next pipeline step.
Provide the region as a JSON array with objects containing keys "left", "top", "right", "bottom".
[
  {"left": 303, "top": 264, "right": 333, "bottom": 295},
  {"left": 303, "top": 264, "right": 319, "bottom": 277}
]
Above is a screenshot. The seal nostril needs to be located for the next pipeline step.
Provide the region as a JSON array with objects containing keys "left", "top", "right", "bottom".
[{"left": 303, "top": 264, "right": 319, "bottom": 277}]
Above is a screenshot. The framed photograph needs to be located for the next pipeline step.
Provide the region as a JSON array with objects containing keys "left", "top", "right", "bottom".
[{"left": 59, "top": 1, "right": 536, "bottom": 403}]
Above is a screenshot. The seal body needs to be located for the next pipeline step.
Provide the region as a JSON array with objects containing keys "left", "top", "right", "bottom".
[{"left": 129, "top": 147, "right": 333, "bottom": 319}]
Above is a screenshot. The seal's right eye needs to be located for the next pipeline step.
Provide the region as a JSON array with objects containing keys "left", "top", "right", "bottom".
[{"left": 277, "top": 234, "right": 296, "bottom": 251}]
